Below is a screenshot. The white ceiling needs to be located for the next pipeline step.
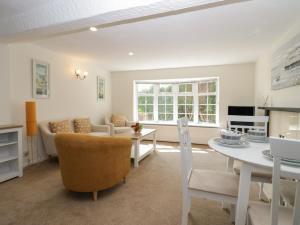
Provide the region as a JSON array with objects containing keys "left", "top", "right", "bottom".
[
  {"left": 1, "top": 0, "right": 299, "bottom": 71},
  {"left": 32, "top": 0, "right": 300, "bottom": 71},
  {"left": 0, "top": 0, "right": 50, "bottom": 19},
  {"left": 0, "top": 0, "right": 227, "bottom": 41}
]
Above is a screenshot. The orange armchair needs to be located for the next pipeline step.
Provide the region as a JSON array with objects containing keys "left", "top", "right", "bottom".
[{"left": 55, "top": 133, "right": 132, "bottom": 200}]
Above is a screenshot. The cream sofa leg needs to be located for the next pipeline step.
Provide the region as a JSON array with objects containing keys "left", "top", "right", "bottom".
[{"left": 93, "top": 191, "right": 98, "bottom": 201}]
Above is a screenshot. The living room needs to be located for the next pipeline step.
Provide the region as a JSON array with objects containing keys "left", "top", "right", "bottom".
[{"left": 0, "top": 1, "right": 300, "bottom": 225}]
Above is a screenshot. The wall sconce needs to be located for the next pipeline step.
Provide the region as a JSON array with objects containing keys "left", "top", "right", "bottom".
[{"left": 75, "top": 69, "right": 88, "bottom": 80}]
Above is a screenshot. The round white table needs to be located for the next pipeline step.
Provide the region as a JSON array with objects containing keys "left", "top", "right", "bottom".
[{"left": 208, "top": 138, "right": 300, "bottom": 225}]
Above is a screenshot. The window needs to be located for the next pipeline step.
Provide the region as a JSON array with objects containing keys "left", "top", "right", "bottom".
[
  {"left": 158, "top": 84, "right": 173, "bottom": 121},
  {"left": 137, "top": 84, "right": 154, "bottom": 121},
  {"left": 134, "top": 78, "right": 219, "bottom": 126}
]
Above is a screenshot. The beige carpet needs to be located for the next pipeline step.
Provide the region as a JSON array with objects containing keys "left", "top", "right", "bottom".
[{"left": 0, "top": 142, "right": 259, "bottom": 225}]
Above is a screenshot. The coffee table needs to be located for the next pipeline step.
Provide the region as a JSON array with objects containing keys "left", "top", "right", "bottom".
[{"left": 116, "top": 128, "right": 156, "bottom": 167}]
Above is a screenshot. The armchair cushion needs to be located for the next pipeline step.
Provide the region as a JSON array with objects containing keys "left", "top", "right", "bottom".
[
  {"left": 114, "top": 127, "right": 132, "bottom": 134},
  {"left": 49, "top": 120, "right": 72, "bottom": 133},
  {"left": 111, "top": 114, "right": 127, "bottom": 127},
  {"left": 74, "top": 118, "right": 92, "bottom": 133}
]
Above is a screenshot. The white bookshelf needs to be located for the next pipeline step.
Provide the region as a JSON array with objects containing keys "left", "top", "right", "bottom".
[{"left": 0, "top": 125, "right": 23, "bottom": 183}]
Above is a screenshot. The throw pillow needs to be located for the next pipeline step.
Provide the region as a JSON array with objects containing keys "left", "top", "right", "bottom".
[
  {"left": 111, "top": 114, "right": 127, "bottom": 127},
  {"left": 74, "top": 118, "right": 92, "bottom": 133},
  {"left": 49, "top": 120, "right": 72, "bottom": 133}
]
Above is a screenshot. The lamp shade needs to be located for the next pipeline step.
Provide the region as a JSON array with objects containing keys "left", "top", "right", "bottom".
[{"left": 25, "top": 101, "right": 37, "bottom": 136}]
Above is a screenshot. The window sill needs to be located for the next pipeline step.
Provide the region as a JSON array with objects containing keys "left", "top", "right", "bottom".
[{"left": 140, "top": 121, "right": 220, "bottom": 128}]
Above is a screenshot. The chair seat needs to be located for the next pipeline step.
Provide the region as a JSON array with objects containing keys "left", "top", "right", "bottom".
[
  {"left": 188, "top": 169, "right": 239, "bottom": 197},
  {"left": 114, "top": 127, "right": 132, "bottom": 134},
  {"left": 280, "top": 180, "right": 296, "bottom": 206},
  {"left": 233, "top": 161, "right": 272, "bottom": 181},
  {"left": 248, "top": 201, "right": 293, "bottom": 225}
]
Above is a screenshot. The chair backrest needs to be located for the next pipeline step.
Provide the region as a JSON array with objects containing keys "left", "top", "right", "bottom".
[
  {"left": 227, "top": 115, "right": 269, "bottom": 134},
  {"left": 177, "top": 117, "right": 193, "bottom": 190},
  {"left": 55, "top": 133, "right": 132, "bottom": 192},
  {"left": 270, "top": 137, "right": 300, "bottom": 225}
]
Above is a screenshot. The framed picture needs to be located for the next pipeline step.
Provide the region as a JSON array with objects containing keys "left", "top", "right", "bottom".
[
  {"left": 271, "top": 33, "right": 300, "bottom": 90},
  {"left": 32, "top": 59, "right": 50, "bottom": 98},
  {"left": 97, "top": 76, "right": 105, "bottom": 101}
]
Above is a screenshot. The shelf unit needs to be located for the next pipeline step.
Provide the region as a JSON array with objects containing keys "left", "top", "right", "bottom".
[{"left": 0, "top": 125, "right": 23, "bottom": 183}]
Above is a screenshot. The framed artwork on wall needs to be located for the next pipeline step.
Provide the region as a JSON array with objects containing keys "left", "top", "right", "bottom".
[
  {"left": 97, "top": 76, "right": 105, "bottom": 101},
  {"left": 32, "top": 59, "right": 50, "bottom": 98},
  {"left": 271, "top": 33, "right": 300, "bottom": 90}
]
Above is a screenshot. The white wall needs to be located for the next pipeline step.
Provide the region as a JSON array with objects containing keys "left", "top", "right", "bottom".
[
  {"left": 255, "top": 22, "right": 300, "bottom": 109},
  {"left": 8, "top": 43, "right": 111, "bottom": 163},
  {"left": 112, "top": 63, "right": 255, "bottom": 144},
  {"left": 0, "top": 43, "right": 11, "bottom": 124}
]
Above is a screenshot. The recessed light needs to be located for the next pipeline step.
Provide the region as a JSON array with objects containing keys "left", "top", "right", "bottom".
[
  {"left": 89, "top": 27, "right": 98, "bottom": 32},
  {"left": 128, "top": 52, "right": 134, "bottom": 56}
]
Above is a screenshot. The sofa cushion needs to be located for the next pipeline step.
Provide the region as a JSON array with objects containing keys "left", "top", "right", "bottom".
[
  {"left": 111, "top": 114, "right": 127, "bottom": 127},
  {"left": 74, "top": 118, "right": 92, "bottom": 133},
  {"left": 115, "top": 127, "right": 132, "bottom": 134},
  {"left": 49, "top": 120, "right": 72, "bottom": 133}
]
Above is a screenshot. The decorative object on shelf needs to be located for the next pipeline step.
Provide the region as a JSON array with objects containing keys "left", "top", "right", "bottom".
[
  {"left": 262, "top": 95, "right": 271, "bottom": 107},
  {"left": 75, "top": 69, "right": 88, "bottom": 80},
  {"left": 25, "top": 101, "right": 37, "bottom": 164},
  {"left": 131, "top": 122, "right": 143, "bottom": 133},
  {"left": 271, "top": 33, "right": 300, "bottom": 90},
  {"left": 97, "top": 76, "right": 105, "bottom": 100},
  {"left": 32, "top": 59, "right": 50, "bottom": 98}
]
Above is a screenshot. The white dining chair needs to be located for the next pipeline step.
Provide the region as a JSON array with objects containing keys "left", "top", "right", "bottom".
[
  {"left": 228, "top": 115, "right": 270, "bottom": 200},
  {"left": 227, "top": 115, "right": 269, "bottom": 134},
  {"left": 247, "top": 137, "right": 300, "bottom": 225},
  {"left": 177, "top": 117, "right": 239, "bottom": 225}
]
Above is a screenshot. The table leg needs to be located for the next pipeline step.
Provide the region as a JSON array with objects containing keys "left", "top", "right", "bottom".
[
  {"left": 133, "top": 139, "right": 140, "bottom": 168},
  {"left": 153, "top": 131, "right": 156, "bottom": 151},
  {"left": 292, "top": 181, "right": 300, "bottom": 224},
  {"left": 222, "top": 158, "right": 234, "bottom": 217},
  {"left": 235, "top": 163, "right": 252, "bottom": 225},
  {"left": 227, "top": 157, "right": 234, "bottom": 173}
]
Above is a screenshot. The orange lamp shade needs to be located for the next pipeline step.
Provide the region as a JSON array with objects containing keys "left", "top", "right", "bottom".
[{"left": 25, "top": 101, "right": 37, "bottom": 136}]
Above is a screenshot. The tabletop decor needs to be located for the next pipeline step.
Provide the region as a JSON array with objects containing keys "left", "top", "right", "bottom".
[
  {"left": 246, "top": 129, "right": 269, "bottom": 143},
  {"left": 131, "top": 122, "right": 143, "bottom": 133},
  {"left": 262, "top": 149, "right": 300, "bottom": 167},
  {"left": 215, "top": 129, "right": 249, "bottom": 148},
  {"left": 32, "top": 59, "right": 50, "bottom": 99}
]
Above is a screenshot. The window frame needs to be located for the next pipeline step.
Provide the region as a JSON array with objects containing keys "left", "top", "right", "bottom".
[{"left": 134, "top": 78, "right": 219, "bottom": 127}]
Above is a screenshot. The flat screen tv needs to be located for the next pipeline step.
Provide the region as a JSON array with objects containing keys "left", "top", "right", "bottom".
[{"left": 228, "top": 106, "right": 255, "bottom": 127}]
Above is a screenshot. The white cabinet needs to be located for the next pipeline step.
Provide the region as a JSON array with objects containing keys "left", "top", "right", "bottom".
[{"left": 0, "top": 125, "right": 23, "bottom": 182}]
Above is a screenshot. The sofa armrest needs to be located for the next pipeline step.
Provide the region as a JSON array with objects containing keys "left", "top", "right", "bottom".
[
  {"left": 39, "top": 126, "right": 57, "bottom": 156},
  {"left": 125, "top": 120, "right": 136, "bottom": 127},
  {"left": 91, "top": 124, "right": 110, "bottom": 134}
]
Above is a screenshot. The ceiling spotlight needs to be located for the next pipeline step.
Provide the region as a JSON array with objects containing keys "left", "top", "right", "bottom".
[
  {"left": 89, "top": 27, "right": 98, "bottom": 32},
  {"left": 128, "top": 52, "right": 134, "bottom": 56}
]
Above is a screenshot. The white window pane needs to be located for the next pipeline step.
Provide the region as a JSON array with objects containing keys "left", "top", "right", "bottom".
[{"left": 137, "top": 84, "right": 153, "bottom": 93}]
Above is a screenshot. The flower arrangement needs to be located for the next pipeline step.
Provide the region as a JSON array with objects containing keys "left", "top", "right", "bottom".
[{"left": 131, "top": 122, "right": 143, "bottom": 133}]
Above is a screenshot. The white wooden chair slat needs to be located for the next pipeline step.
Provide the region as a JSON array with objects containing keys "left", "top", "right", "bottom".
[
  {"left": 177, "top": 117, "right": 238, "bottom": 225},
  {"left": 227, "top": 115, "right": 269, "bottom": 135},
  {"left": 270, "top": 137, "right": 300, "bottom": 225}
]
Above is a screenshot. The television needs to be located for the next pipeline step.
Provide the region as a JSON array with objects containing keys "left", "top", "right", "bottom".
[{"left": 228, "top": 106, "right": 255, "bottom": 127}]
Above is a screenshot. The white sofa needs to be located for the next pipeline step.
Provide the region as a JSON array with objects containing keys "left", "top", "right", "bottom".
[
  {"left": 39, "top": 119, "right": 110, "bottom": 156},
  {"left": 105, "top": 116, "right": 133, "bottom": 136}
]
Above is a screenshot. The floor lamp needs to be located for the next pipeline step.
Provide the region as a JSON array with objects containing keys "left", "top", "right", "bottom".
[{"left": 26, "top": 101, "right": 37, "bottom": 164}]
